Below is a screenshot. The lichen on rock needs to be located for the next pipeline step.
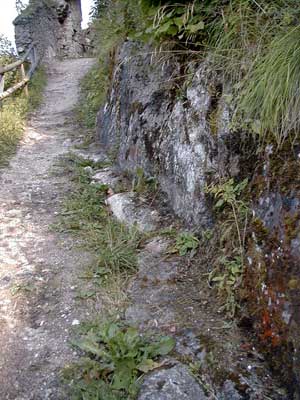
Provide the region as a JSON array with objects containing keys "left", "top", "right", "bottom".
[{"left": 97, "top": 41, "right": 241, "bottom": 227}]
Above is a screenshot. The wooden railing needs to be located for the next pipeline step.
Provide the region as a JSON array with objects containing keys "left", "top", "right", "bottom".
[{"left": 0, "top": 43, "right": 39, "bottom": 101}]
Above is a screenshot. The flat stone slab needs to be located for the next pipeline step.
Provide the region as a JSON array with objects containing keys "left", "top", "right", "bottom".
[
  {"left": 125, "top": 238, "right": 180, "bottom": 328},
  {"left": 106, "top": 192, "right": 160, "bottom": 232},
  {"left": 137, "top": 364, "right": 208, "bottom": 400},
  {"left": 91, "top": 168, "right": 122, "bottom": 190},
  {"left": 138, "top": 251, "right": 179, "bottom": 283}
]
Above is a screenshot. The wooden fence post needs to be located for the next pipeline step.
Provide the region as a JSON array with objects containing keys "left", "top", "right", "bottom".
[
  {"left": 20, "top": 63, "right": 29, "bottom": 97},
  {"left": 0, "top": 43, "right": 38, "bottom": 101},
  {"left": 0, "top": 74, "right": 4, "bottom": 94},
  {"left": 0, "top": 74, "right": 4, "bottom": 108}
]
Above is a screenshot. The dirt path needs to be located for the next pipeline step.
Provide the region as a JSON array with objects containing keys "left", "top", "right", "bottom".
[{"left": 0, "top": 58, "right": 96, "bottom": 400}]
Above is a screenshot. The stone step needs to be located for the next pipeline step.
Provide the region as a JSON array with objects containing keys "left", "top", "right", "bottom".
[{"left": 126, "top": 236, "right": 179, "bottom": 329}]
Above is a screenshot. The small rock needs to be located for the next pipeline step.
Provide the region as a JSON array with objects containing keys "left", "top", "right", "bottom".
[
  {"left": 91, "top": 168, "right": 121, "bottom": 190},
  {"left": 71, "top": 149, "right": 108, "bottom": 164},
  {"left": 218, "top": 380, "right": 243, "bottom": 400},
  {"left": 137, "top": 252, "right": 179, "bottom": 283},
  {"left": 106, "top": 192, "right": 160, "bottom": 232},
  {"left": 62, "top": 138, "right": 72, "bottom": 148},
  {"left": 125, "top": 305, "right": 151, "bottom": 326},
  {"left": 83, "top": 166, "right": 93, "bottom": 175},
  {"left": 144, "top": 237, "right": 171, "bottom": 255},
  {"left": 137, "top": 364, "right": 208, "bottom": 400}
]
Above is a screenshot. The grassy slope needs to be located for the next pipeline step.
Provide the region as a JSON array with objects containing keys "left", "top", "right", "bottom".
[{"left": 0, "top": 67, "right": 47, "bottom": 166}]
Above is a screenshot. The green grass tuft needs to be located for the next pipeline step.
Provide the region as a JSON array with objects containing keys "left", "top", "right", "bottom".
[
  {"left": 0, "top": 66, "right": 47, "bottom": 166},
  {"left": 0, "top": 98, "right": 26, "bottom": 165},
  {"left": 27, "top": 67, "right": 47, "bottom": 110},
  {"left": 58, "top": 157, "right": 141, "bottom": 276},
  {"left": 208, "top": 0, "right": 272, "bottom": 82},
  {"left": 76, "top": 64, "right": 110, "bottom": 129},
  {"left": 76, "top": 0, "right": 130, "bottom": 130},
  {"left": 238, "top": 25, "right": 300, "bottom": 146}
]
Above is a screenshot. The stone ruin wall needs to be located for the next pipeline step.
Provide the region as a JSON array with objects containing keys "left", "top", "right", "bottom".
[{"left": 14, "top": 0, "right": 84, "bottom": 60}]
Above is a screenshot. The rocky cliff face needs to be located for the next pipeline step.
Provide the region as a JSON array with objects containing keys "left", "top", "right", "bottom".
[
  {"left": 97, "top": 41, "right": 242, "bottom": 226},
  {"left": 97, "top": 40, "right": 300, "bottom": 398},
  {"left": 245, "top": 148, "right": 300, "bottom": 397},
  {"left": 14, "top": 0, "right": 83, "bottom": 59}
]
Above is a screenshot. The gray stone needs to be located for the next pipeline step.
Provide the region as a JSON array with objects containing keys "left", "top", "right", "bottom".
[
  {"left": 91, "top": 168, "right": 122, "bottom": 190},
  {"left": 137, "top": 364, "right": 208, "bottom": 400},
  {"left": 71, "top": 149, "right": 108, "bottom": 164},
  {"left": 137, "top": 251, "right": 179, "bottom": 284},
  {"left": 125, "top": 305, "right": 153, "bottom": 326},
  {"left": 125, "top": 245, "right": 179, "bottom": 328},
  {"left": 124, "top": 234, "right": 180, "bottom": 328},
  {"left": 144, "top": 237, "right": 171, "bottom": 255},
  {"left": 218, "top": 380, "right": 243, "bottom": 400},
  {"left": 175, "top": 330, "right": 203, "bottom": 361},
  {"left": 83, "top": 166, "right": 93, "bottom": 175},
  {"left": 125, "top": 300, "right": 176, "bottom": 328},
  {"left": 106, "top": 192, "right": 160, "bottom": 232}
]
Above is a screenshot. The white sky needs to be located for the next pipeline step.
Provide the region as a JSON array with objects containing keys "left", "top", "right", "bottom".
[{"left": 0, "top": 0, "right": 93, "bottom": 45}]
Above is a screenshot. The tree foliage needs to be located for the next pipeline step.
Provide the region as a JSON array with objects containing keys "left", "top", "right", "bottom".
[
  {"left": 0, "top": 35, "right": 15, "bottom": 57},
  {"left": 16, "top": 0, "right": 28, "bottom": 14},
  {"left": 90, "top": 0, "right": 110, "bottom": 19}
]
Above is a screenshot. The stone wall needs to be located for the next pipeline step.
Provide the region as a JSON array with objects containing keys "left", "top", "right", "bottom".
[{"left": 14, "top": 0, "right": 83, "bottom": 59}]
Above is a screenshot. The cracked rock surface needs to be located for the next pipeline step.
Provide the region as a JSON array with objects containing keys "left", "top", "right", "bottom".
[{"left": 137, "top": 364, "right": 208, "bottom": 400}]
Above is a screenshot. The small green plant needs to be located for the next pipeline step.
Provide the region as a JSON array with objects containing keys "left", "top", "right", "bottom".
[
  {"left": 202, "top": 229, "right": 213, "bottom": 241},
  {"left": 76, "top": 0, "right": 134, "bottom": 130},
  {"left": 208, "top": 0, "right": 273, "bottom": 82},
  {"left": 61, "top": 183, "right": 108, "bottom": 230},
  {"left": 151, "top": 2, "right": 205, "bottom": 42},
  {"left": 76, "top": 64, "right": 109, "bottom": 129},
  {"left": 174, "top": 232, "right": 199, "bottom": 256},
  {"left": 132, "top": 167, "right": 158, "bottom": 194},
  {"left": 10, "top": 282, "right": 35, "bottom": 296},
  {"left": 0, "top": 66, "right": 46, "bottom": 165},
  {"left": 217, "top": 256, "right": 243, "bottom": 289},
  {"left": 205, "top": 178, "right": 249, "bottom": 316},
  {"left": 27, "top": 67, "right": 47, "bottom": 110},
  {"left": 63, "top": 321, "right": 175, "bottom": 399},
  {"left": 205, "top": 178, "right": 248, "bottom": 262},
  {"left": 0, "top": 98, "right": 26, "bottom": 165},
  {"left": 209, "top": 255, "right": 243, "bottom": 316}
]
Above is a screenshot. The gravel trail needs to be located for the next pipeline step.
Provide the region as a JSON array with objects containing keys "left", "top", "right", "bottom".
[{"left": 0, "top": 58, "right": 96, "bottom": 400}]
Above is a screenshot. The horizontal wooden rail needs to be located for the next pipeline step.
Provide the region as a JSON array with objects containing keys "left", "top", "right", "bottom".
[
  {"left": 0, "top": 43, "right": 35, "bottom": 74},
  {"left": 0, "top": 43, "right": 39, "bottom": 101}
]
